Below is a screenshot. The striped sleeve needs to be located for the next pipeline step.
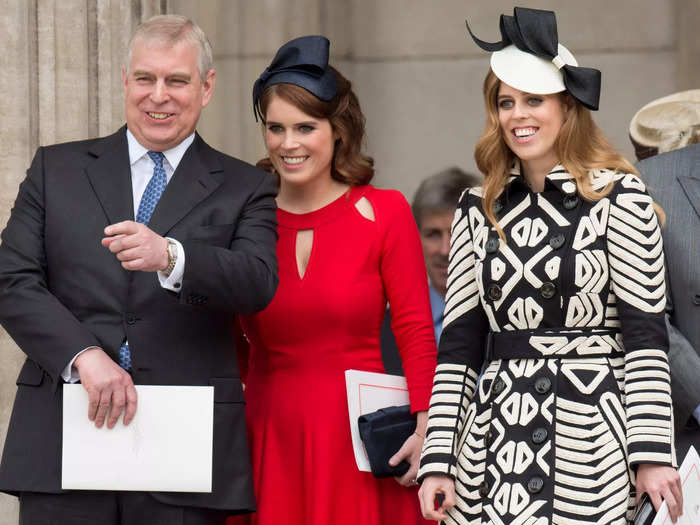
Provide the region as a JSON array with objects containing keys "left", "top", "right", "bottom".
[
  {"left": 418, "top": 193, "right": 489, "bottom": 480},
  {"left": 606, "top": 173, "right": 675, "bottom": 467}
]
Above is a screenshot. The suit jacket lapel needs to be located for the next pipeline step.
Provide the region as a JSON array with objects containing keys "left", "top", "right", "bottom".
[
  {"left": 85, "top": 127, "right": 134, "bottom": 225},
  {"left": 677, "top": 145, "right": 700, "bottom": 221},
  {"left": 678, "top": 175, "right": 700, "bottom": 221},
  {"left": 147, "top": 134, "right": 223, "bottom": 236}
]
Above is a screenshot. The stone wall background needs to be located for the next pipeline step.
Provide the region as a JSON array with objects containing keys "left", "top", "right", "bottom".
[{"left": 0, "top": 1, "right": 698, "bottom": 522}]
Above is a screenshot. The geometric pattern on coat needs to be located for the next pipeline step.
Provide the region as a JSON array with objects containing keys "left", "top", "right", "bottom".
[{"left": 418, "top": 165, "right": 675, "bottom": 525}]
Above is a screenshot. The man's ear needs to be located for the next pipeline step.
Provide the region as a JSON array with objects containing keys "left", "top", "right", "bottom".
[
  {"left": 201, "top": 69, "right": 216, "bottom": 108},
  {"left": 121, "top": 66, "right": 128, "bottom": 91}
]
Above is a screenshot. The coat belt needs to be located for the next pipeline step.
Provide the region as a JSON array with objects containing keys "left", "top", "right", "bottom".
[{"left": 485, "top": 327, "right": 624, "bottom": 361}]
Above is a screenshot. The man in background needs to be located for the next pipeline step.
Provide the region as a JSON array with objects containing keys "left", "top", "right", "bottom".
[
  {"left": 0, "top": 15, "right": 277, "bottom": 524},
  {"left": 381, "top": 167, "right": 480, "bottom": 373}
]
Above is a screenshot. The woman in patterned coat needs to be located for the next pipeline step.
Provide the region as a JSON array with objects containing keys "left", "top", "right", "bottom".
[{"left": 417, "top": 8, "right": 682, "bottom": 525}]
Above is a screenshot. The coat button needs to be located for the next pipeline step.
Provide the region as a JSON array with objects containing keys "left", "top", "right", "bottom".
[
  {"left": 549, "top": 233, "right": 565, "bottom": 250},
  {"left": 534, "top": 377, "right": 551, "bottom": 394},
  {"left": 527, "top": 476, "right": 544, "bottom": 494},
  {"left": 532, "top": 427, "right": 548, "bottom": 444},
  {"left": 540, "top": 282, "right": 556, "bottom": 299},
  {"left": 479, "top": 481, "right": 489, "bottom": 497},
  {"left": 126, "top": 314, "right": 137, "bottom": 325},
  {"left": 492, "top": 378, "right": 506, "bottom": 396},
  {"left": 485, "top": 238, "right": 500, "bottom": 254},
  {"left": 484, "top": 430, "right": 494, "bottom": 447},
  {"left": 488, "top": 284, "right": 503, "bottom": 301},
  {"left": 694, "top": 294, "right": 700, "bottom": 306},
  {"left": 493, "top": 200, "right": 503, "bottom": 214},
  {"left": 563, "top": 195, "right": 579, "bottom": 210}
]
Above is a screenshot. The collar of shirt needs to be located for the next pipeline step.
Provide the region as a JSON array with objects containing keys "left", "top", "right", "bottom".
[
  {"left": 428, "top": 282, "right": 445, "bottom": 323},
  {"left": 428, "top": 282, "right": 445, "bottom": 342},
  {"left": 126, "top": 129, "right": 195, "bottom": 174},
  {"left": 125, "top": 130, "right": 196, "bottom": 218}
]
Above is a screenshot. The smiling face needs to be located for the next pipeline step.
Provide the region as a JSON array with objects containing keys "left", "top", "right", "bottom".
[
  {"left": 123, "top": 37, "right": 215, "bottom": 152},
  {"left": 264, "top": 95, "right": 336, "bottom": 188},
  {"left": 497, "top": 82, "right": 568, "bottom": 172}
]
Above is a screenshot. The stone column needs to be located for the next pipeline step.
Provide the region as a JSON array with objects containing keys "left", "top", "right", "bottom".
[{"left": 0, "top": 1, "right": 164, "bottom": 522}]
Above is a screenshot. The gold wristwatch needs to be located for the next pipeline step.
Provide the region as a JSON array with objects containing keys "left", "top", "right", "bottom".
[{"left": 164, "top": 239, "right": 178, "bottom": 276}]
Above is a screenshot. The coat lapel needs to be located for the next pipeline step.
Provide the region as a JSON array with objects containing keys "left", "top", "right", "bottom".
[
  {"left": 147, "top": 134, "right": 223, "bottom": 236},
  {"left": 677, "top": 145, "right": 700, "bottom": 222},
  {"left": 85, "top": 127, "right": 134, "bottom": 225},
  {"left": 678, "top": 175, "right": 700, "bottom": 221}
]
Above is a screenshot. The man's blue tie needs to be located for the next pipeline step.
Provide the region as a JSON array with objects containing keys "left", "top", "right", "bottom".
[
  {"left": 136, "top": 151, "right": 167, "bottom": 224},
  {"left": 119, "top": 151, "right": 167, "bottom": 371}
]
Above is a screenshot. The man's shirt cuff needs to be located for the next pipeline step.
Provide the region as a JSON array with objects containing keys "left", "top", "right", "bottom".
[
  {"left": 61, "top": 346, "right": 100, "bottom": 383},
  {"left": 157, "top": 238, "right": 185, "bottom": 291}
]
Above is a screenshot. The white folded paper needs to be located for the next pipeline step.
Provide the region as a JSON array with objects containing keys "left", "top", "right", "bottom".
[
  {"left": 652, "top": 446, "right": 700, "bottom": 525},
  {"left": 345, "top": 369, "right": 409, "bottom": 472},
  {"left": 62, "top": 384, "right": 214, "bottom": 492}
]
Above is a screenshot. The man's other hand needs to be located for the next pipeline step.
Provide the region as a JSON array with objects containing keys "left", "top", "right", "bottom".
[
  {"left": 102, "top": 221, "right": 168, "bottom": 272},
  {"left": 74, "top": 347, "right": 138, "bottom": 428}
]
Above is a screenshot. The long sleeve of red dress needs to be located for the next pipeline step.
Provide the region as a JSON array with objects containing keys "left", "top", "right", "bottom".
[{"left": 373, "top": 188, "right": 437, "bottom": 411}]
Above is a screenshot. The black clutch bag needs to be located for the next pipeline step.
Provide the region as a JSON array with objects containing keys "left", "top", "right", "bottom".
[{"left": 358, "top": 405, "right": 416, "bottom": 478}]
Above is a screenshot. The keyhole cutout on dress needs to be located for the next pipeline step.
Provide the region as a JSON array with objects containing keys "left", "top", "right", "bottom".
[
  {"left": 295, "top": 229, "right": 314, "bottom": 279},
  {"left": 355, "top": 196, "right": 375, "bottom": 222}
]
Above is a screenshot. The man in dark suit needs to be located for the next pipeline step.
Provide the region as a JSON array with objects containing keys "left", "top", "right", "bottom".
[
  {"left": 637, "top": 142, "right": 700, "bottom": 458},
  {"left": 0, "top": 15, "right": 277, "bottom": 524}
]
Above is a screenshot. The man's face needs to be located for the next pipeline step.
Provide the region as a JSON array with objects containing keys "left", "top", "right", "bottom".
[
  {"left": 419, "top": 209, "right": 455, "bottom": 298},
  {"left": 122, "top": 38, "right": 215, "bottom": 152}
]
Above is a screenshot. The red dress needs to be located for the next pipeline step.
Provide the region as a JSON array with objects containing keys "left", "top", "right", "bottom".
[{"left": 230, "top": 185, "right": 437, "bottom": 525}]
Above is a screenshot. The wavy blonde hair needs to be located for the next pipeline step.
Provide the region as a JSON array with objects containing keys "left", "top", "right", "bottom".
[{"left": 475, "top": 70, "right": 663, "bottom": 239}]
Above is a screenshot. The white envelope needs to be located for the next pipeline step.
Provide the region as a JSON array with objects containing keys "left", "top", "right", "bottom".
[
  {"left": 345, "top": 369, "right": 410, "bottom": 472},
  {"left": 62, "top": 384, "right": 213, "bottom": 492},
  {"left": 652, "top": 446, "right": 700, "bottom": 525}
]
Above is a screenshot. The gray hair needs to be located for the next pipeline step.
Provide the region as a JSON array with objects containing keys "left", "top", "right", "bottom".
[
  {"left": 126, "top": 15, "right": 213, "bottom": 81},
  {"left": 412, "top": 167, "right": 481, "bottom": 227}
]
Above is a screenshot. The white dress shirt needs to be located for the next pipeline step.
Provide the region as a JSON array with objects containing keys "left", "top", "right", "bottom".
[{"left": 61, "top": 130, "right": 194, "bottom": 382}]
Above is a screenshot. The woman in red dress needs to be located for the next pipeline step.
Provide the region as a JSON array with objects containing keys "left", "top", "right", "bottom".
[{"left": 228, "top": 36, "right": 437, "bottom": 524}]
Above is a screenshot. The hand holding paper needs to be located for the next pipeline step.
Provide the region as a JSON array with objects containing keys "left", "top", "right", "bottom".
[
  {"left": 651, "top": 446, "right": 700, "bottom": 525},
  {"left": 637, "top": 463, "right": 683, "bottom": 523},
  {"left": 74, "top": 347, "right": 138, "bottom": 428}
]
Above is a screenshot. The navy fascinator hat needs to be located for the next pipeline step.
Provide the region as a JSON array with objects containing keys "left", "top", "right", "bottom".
[
  {"left": 252, "top": 35, "right": 338, "bottom": 122},
  {"left": 466, "top": 7, "right": 601, "bottom": 111}
]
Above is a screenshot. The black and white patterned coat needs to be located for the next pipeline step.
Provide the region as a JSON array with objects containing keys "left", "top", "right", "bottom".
[{"left": 418, "top": 165, "right": 675, "bottom": 525}]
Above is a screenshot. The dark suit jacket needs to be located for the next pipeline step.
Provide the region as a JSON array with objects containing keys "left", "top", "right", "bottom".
[
  {"left": 0, "top": 128, "right": 278, "bottom": 512},
  {"left": 638, "top": 143, "right": 700, "bottom": 457}
]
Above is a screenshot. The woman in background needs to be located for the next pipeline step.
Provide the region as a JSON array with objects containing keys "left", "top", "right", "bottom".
[
  {"left": 417, "top": 8, "right": 682, "bottom": 525},
  {"left": 230, "top": 36, "right": 436, "bottom": 525}
]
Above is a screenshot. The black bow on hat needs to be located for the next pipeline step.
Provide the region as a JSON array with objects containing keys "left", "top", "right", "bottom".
[
  {"left": 466, "top": 7, "right": 601, "bottom": 110},
  {"left": 252, "top": 35, "right": 338, "bottom": 121}
]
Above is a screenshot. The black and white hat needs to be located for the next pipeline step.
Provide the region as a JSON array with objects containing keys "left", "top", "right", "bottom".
[{"left": 467, "top": 7, "right": 601, "bottom": 111}]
